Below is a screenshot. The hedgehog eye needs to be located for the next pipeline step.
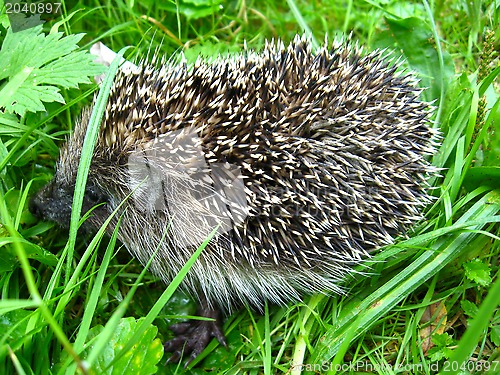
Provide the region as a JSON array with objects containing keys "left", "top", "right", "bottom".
[{"left": 85, "top": 185, "right": 105, "bottom": 205}]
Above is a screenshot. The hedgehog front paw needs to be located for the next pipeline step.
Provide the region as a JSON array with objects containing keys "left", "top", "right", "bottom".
[{"left": 164, "top": 308, "right": 228, "bottom": 366}]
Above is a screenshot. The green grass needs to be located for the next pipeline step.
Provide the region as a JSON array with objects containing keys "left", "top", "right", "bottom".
[{"left": 0, "top": 0, "right": 499, "bottom": 374}]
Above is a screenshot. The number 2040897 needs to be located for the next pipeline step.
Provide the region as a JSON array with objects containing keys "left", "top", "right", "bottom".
[
  {"left": 5, "top": 2, "right": 61, "bottom": 15},
  {"left": 442, "top": 360, "right": 499, "bottom": 373}
]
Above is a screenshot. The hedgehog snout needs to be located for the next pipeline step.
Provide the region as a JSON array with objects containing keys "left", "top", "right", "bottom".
[
  {"left": 30, "top": 181, "right": 73, "bottom": 228},
  {"left": 28, "top": 194, "right": 43, "bottom": 219}
]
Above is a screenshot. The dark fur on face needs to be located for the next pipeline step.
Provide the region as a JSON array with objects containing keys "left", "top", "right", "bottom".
[{"left": 30, "top": 170, "right": 109, "bottom": 230}]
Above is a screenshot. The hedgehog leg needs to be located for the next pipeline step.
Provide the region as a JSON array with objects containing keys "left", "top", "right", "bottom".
[{"left": 164, "top": 296, "right": 228, "bottom": 366}]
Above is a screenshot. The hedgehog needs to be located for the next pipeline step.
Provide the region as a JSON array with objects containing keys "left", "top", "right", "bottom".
[{"left": 29, "top": 35, "right": 438, "bottom": 364}]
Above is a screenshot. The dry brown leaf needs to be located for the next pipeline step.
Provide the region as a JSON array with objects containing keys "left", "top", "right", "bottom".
[{"left": 419, "top": 301, "right": 448, "bottom": 355}]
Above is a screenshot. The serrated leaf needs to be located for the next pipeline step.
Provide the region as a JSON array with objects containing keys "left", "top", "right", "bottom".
[
  {"left": 463, "top": 259, "right": 492, "bottom": 286},
  {"left": 461, "top": 300, "right": 479, "bottom": 318},
  {"left": 429, "top": 334, "right": 454, "bottom": 361},
  {"left": 432, "top": 332, "right": 453, "bottom": 347},
  {"left": 490, "top": 325, "right": 500, "bottom": 346},
  {"left": 428, "top": 346, "right": 453, "bottom": 362},
  {"left": 83, "top": 317, "right": 163, "bottom": 375},
  {"left": 0, "top": 25, "right": 104, "bottom": 116},
  {"left": 0, "top": 26, "right": 82, "bottom": 74}
]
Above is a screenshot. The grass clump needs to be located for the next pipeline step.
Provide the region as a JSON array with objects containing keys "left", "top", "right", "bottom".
[{"left": 0, "top": 0, "right": 499, "bottom": 374}]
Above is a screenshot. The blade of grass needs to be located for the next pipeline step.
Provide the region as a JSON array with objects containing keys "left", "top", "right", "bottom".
[
  {"left": 479, "top": 66, "right": 500, "bottom": 97},
  {"left": 449, "top": 136, "right": 466, "bottom": 203},
  {"left": 0, "top": 300, "right": 40, "bottom": 315},
  {"left": 52, "top": 47, "right": 129, "bottom": 319},
  {"left": 313, "top": 190, "right": 500, "bottom": 363},
  {"left": 285, "top": 0, "right": 318, "bottom": 48},
  {"left": 442, "top": 269, "right": 500, "bottom": 375},
  {"left": 64, "top": 46, "right": 129, "bottom": 285},
  {"left": 264, "top": 300, "right": 272, "bottom": 375},
  {"left": 7, "top": 346, "right": 26, "bottom": 375},
  {"left": 62, "top": 219, "right": 121, "bottom": 374},
  {"left": 0, "top": 190, "right": 83, "bottom": 371},
  {"left": 291, "top": 295, "right": 322, "bottom": 375},
  {"left": 99, "top": 225, "right": 219, "bottom": 371},
  {"left": 423, "top": 0, "right": 447, "bottom": 126}
]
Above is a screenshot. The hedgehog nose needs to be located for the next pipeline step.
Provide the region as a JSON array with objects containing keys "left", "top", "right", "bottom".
[
  {"left": 29, "top": 183, "right": 55, "bottom": 219},
  {"left": 29, "top": 194, "right": 43, "bottom": 218}
]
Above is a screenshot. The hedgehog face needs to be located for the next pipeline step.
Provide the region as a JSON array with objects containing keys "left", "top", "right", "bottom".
[
  {"left": 29, "top": 106, "right": 121, "bottom": 230},
  {"left": 29, "top": 171, "right": 109, "bottom": 230}
]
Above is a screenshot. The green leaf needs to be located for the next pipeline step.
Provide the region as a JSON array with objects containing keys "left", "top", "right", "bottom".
[
  {"left": 0, "top": 309, "right": 31, "bottom": 350},
  {"left": 0, "top": 224, "right": 58, "bottom": 269},
  {"left": 0, "top": 25, "right": 104, "bottom": 116},
  {"left": 374, "top": 16, "right": 455, "bottom": 103},
  {"left": 432, "top": 332, "right": 453, "bottom": 347},
  {"left": 0, "top": 248, "right": 17, "bottom": 273},
  {"left": 463, "top": 259, "right": 492, "bottom": 286},
  {"left": 447, "top": 268, "right": 500, "bottom": 374},
  {"left": 460, "top": 300, "right": 479, "bottom": 318},
  {"left": 429, "top": 333, "right": 454, "bottom": 361},
  {"left": 429, "top": 346, "right": 453, "bottom": 362},
  {"left": 184, "top": 0, "right": 221, "bottom": 6},
  {"left": 82, "top": 317, "right": 163, "bottom": 375},
  {"left": 0, "top": 300, "right": 39, "bottom": 316},
  {"left": 490, "top": 325, "right": 500, "bottom": 346}
]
